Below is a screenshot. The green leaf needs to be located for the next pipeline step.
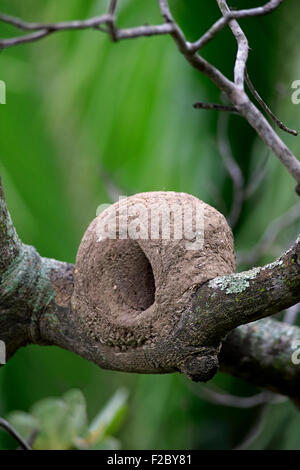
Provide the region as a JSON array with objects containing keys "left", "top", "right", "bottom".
[
  {"left": 62, "top": 389, "right": 88, "bottom": 441},
  {"left": 31, "top": 398, "right": 68, "bottom": 449},
  {"left": 30, "top": 389, "right": 87, "bottom": 450},
  {"left": 86, "top": 388, "right": 128, "bottom": 446},
  {"left": 6, "top": 411, "right": 39, "bottom": 443}
]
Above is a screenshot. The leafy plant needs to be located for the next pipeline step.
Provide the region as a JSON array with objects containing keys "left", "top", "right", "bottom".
[{"left": 6, "top": 388, "right": 128, "bottom": 450}]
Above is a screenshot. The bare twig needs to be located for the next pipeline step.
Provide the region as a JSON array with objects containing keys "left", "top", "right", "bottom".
[
  {"left": 193, "top": 102, "right": 238, "bottom": 113},
  {"left": 217, "top": 111, "right": 245, "bottom": 227},
  {"left": 237, "top": 202, "right": 300, "bottom": 265},
  {"left": 108, "top": 0, "right": 118, "bottom": 16},
  {"left": 17, "top": 429, "right": 39, "bottom": 450},
  {"left": 106, "top": 0, "right": 119, "bottom": 41},
  {"left": 244, "top": 150, "right": 270, "bottom": 198},
  {"left": 190, "top": 0, "right": 283, "bottom": 52},
  {"left": 116, "top": 24, "right": 174, "bottom": 40},
  {"left": 0, "top": 12, "right": 112, "bottom": 32},
  {"left": 1, "top": 1, "right": 299, "bottom": 187},
  {"left": 185, "top": 381, "right": 284, "bottom": 408},
  {"left": 98, "top": 166, "right": 127, "bottom": 203},
  {"left": 157, "top": 1, "right": 300, "bottom": 186},
  {"left": 217, "top": 0, "right": 249, "bottom": 89},
  {"left": 233, "top": 404, "right": 269, "bottom": 450},
  {"left": 0, "top": 417, "right": 32, "bottom": 450},
  {"left": 0, "top": 12, "right": 174, "bottom": 48},
  {"left": 245, "top": 68, "right": 298, "bottom": 136}
]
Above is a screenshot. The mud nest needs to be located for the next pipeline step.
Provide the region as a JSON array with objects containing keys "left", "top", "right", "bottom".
[{"left": 72, "top": 192, "right": 235, "bottom": 364}]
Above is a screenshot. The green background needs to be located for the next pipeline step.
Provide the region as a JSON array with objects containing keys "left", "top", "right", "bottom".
[{"left": 0, "top": 0, "right": 300, "bottom": 449}]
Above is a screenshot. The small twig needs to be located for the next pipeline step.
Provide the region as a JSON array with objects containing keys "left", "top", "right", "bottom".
[
  {"left": 108, "top": 0, "right": 119, "bottom": 16},
  {"left": 217, "top": 0, "right": 249, "bottom": 89},
  {"left": 245, "top": 68, "right": 298, "bottom": 136},
  {"left": 193, "top": 102, "right": 238, "bottom": 113},
  {"left": 116, "top": 24, "right": 174, "bottom": 40},
  {"left": 191, "top": 0, "right": 283, "bottom": 52},
  {"left": 237, "top": 202, "right": 300, "bottom": 265},
  {"left": 98, "top": 166, "right": 127, "bottom": 203},
  {"left": 244, "top": 150, "right": 270, "bottom": 198},
  {"left": 107, "top": 0, "right": 119, "bottom": 41},
  {"left": 283, "top": 303, "right": 299, "bottom": 325},
  {"left": 1, "top": 0, "right": 298, "bottom": 187},
  {"left": 186, "top": 381, "right": 283, "bottom": 408},
  {"left": 17, "top": 429, "right": 39, "bottom": 450},
  {"left": 233, "top": 404, "right": 269, "bottom": 450},
  {"left": 217, "top": 111, "right": 245, "bottom": 228},
  {"left": 0, "top": 12, "right": 175, "bottom": 48},
  {"left": 0, "top": 417, "right": 32, "bottom": 450},
  {"left": 158, "top": 0, "right": 190, "bottom": 53},
  {"left": 0, "top": 12, "right": 112, "bottom": 32}
]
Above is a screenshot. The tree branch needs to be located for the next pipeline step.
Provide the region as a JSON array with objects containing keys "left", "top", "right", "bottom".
[
  {"left": 190, "top": 0, "right": 283, "bottom": 52},
  {"left": 245, "top": 68, "right": 298, "bottom": 136},
  {"left": 220, "top": 318, "right": 300, "bottom": 399},
  {"left": 0, "top": 176, "right": 21, "bottom": 274},
  {"left": 193, "top": 102, "right": 238, "bottom": 113},
  {"left": 217, "top": 0, "right": 249, "bottom": 89},
  {"left": 2, "top": 232, "right": 300, "bottom": 397},
  {"left": 1, "top": 172, "right": 300, "bottom": 397},
  {"left": 217, "top": 111, "right": 245, "bottom": 228},
  {"left": 1, "top": 1, "right": 300, "bottom": 399},
  {"left": 0, "top": 417, "right": 32, "bottom": 450},
  {"left": 0, "top": 1, "right": 299, "bottom": 184}
]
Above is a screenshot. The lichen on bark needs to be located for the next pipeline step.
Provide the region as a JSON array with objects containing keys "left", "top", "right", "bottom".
[{"left": 1, "top": 182, "right": 300, "bottom": 397}]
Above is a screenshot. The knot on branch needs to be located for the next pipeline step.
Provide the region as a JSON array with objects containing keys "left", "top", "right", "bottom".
[{"left": 71, "top": 191, "right": 235, "bottom": 379}]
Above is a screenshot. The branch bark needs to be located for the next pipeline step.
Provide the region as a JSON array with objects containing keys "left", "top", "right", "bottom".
[
  {"left": 220, "top": 319, "right": 300, "bottom": 399},
  {"left": 1, "top": 176, "right": 300, "bottom": 397},
  {"left": 1, "top": 1, "right": 300, "bottom": 399}
]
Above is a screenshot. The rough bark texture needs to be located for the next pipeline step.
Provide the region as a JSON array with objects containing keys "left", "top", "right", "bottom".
[
  {"left": 1, "top": 179, "right": 300, "bottom": 397},
  {"left": 0, "top": 0, "right": 299, "bottom": 399},
  {"left": 220, "top": 319, "right": 300, "bottom": 399}
]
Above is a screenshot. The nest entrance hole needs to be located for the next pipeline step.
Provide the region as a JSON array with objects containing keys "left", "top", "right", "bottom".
[{"left": 108, "top": 240, "right": 156, "bottom": 312}]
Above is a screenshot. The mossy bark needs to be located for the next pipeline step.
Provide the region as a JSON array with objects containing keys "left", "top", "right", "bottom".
[{"left": 1, "top": 177, "right": 300, "bottom": 397}]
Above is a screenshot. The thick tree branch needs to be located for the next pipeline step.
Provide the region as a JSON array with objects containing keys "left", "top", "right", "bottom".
[
  {"left": 0, "top": 176, "right": 21, "bottom": 274},
  {"left": 1, "top": 235, "right": 300, "bottom": 397},
  {"left": 1, "top": 174, "right": 300, "bottom": 397},
  {"left": 1, "top": 1, "right": 300, "bottom": 399},
  {"left": 181, "top": 236, "right": 300, "bottom": 348},
  {"left": 220, "top": 318, "right": 300, "bottom": 399}
]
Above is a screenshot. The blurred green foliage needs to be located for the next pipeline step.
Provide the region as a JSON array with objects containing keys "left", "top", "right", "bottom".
[
  {"left": 6, "top": 388, "right": 128, "bottom": 449},
  {"left": 0, "top": 0, "right": 300, "bottom": 449}
]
